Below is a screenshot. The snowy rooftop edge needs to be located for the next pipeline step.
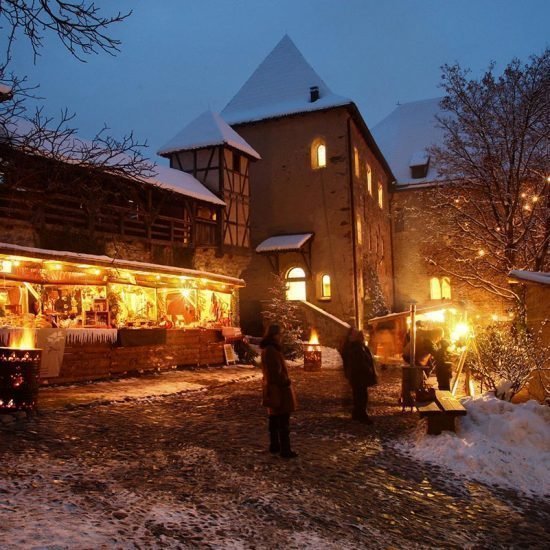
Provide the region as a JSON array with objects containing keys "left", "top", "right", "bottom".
[
  {"left": 0, "top": 242, "right": 244, "bottom": 286},
  {"left": 157, "top": 111, "right": 261, "bottom": 160},
  {"left": 2, "top": 117, "right": 224, "bottom": 206},
  {"left": 223, "top": 96, "right": 352, "bottom": 126},
  {"left": 509, "top": 270, "right": 550, "bottom": 285},
  {"left": 256, "top": 233, "right": 313, "bottom": 253}
]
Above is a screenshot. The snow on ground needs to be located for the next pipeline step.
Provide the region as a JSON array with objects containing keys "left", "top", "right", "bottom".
[
  {"left": 394, "top": 393, "right": 550, "bottom": 497},
  {"left": 0, "top": 445, "right": 366, "bottom": 548}
]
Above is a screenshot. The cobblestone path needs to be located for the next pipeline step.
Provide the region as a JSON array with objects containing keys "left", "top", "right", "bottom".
[{"left": 1, "top": 367, "right": 549, "bottom": 549}]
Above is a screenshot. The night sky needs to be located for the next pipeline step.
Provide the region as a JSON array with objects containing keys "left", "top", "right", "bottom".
[{"left": 10, "top": 0, "right": 550, "bottom": 162}]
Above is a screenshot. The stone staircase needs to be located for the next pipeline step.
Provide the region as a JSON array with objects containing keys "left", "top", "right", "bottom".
[{"left": 296, "top": 301, "right": 351, "bottom": 349}]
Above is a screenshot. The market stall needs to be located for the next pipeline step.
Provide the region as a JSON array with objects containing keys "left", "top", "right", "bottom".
[{"left": 0, "top": 243, "right": 244, "bottom": 384}]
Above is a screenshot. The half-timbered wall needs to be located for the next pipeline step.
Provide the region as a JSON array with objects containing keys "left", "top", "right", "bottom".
[
  {"left": 222, "top": 149, "right": 250, "bottom": 248},
  {"left": 169, "top": 146, "right": 251, "bottom": 250}
]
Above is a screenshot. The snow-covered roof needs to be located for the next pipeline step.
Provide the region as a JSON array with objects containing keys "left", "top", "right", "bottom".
[
  {"left": 0, "top": 242, "right": 244, "bottom": 286},
  {"left": 373, "top": 98, "right": 447, "bottom": 187},
  {"left": 157, "top": 110, "right": 260, "bottom": 159},
  {"left": 144, "top": 164, "right": 224, "bottom": 205},
  {"left": 256, "top": 233, "right": 313, "bottom": 253},
  {"left": 222, "top": 35, "right": 351, "bottom": 125},
  {"left": 509, "top": 270, "right": 550, "bottom": 286},
  {"left": 1, "top": 117, "right": 224, "bottom": 206}
]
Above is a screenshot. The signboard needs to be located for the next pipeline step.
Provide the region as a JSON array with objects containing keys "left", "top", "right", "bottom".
[{"left": 223, "top": 343, "right": 238, "bottom": 365}]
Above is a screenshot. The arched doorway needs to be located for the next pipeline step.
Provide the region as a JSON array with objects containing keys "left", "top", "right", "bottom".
[{"left": 286, "top": 267, "right": 307, "bottom": 301}]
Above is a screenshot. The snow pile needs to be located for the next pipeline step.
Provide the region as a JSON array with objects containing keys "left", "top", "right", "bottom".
[
  {"left": 320, "top": 346, "right": 343, "bottom": 370},
  {"left": 395, "top": 394, "right": 550, "bottom": 497}
]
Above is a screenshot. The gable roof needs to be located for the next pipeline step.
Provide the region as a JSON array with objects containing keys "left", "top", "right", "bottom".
[
  {"left": 222, "top": 35, "right": 351, "bottom": 125},
  {"left": 157, "top": 110, "right": 260, "bottom": 159},
  {"left": 373, "top": 97, "right": 447, "bottom": 187},
  {"left": 1, "top": 117, "right": 224, "bottom": 205}
]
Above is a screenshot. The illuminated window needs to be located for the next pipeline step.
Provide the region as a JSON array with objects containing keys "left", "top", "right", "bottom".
[
  {"left": 441, "top": 277, "right": 451, "bottom": 299},
  {"left": 430, "top": 277, "right": 442, "bottom": 300},
  {"left": 378, "top": 181, "right": 383, "bottom": 209},
  {"left": 354, "top": 147, "right": 360, "bottom": 177},
  {"left": 311, "top": 139, "right": 327, "bottom": 169},
  {"left": 356, "top": 215, "right": 363, "bottom": 245},
  {"left": 321, "top": 274, "right": 331, "bottom": 298},
  {"left": 366, "top": 164, "right": 372, "bottom": 195},
  {"left": 286, "top": 267, "right": 307, "bottom": 300}
]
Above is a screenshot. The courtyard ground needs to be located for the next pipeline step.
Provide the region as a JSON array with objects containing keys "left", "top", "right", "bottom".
[{"left": 0, "top": 363, "right": 549, "bottom": 549}]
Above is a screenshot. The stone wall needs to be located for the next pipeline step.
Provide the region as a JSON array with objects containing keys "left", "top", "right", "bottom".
[
  {"left": 234, "top": 107, "right": 394, "bottom": 334},
  {"left": 391, "top": 187, "right": 508, "bottom": 320}
]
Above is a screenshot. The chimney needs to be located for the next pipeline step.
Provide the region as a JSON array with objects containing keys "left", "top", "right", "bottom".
[{"left": 309, "top": 86, "right": 320, "bottom": 103}]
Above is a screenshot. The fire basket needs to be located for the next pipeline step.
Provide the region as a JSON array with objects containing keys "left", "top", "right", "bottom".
[
  {"left": 0, "top": 347, "right": 42, "bottom": 413},
  {"left": 303, "top": 329, "right": 322, "bottom": 371}
]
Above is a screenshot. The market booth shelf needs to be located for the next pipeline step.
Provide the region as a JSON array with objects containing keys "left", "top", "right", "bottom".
[{"left": 0, "top": 243, "right": 245, "bottom": 384}]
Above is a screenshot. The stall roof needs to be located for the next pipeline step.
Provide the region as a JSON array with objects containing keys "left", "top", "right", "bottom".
[
  {"left": 509, "top": 270, "right": 550, "bottom": 286},
  {"left": 0, "top": 242, "right": 244, "bottom": 287},
  {"left": 368, "top": 302, "right": 462, "bottom": 324},
  {"left": 1, "top": 117, "right": 224, "bottom": 206},
  {"left": 256, "top": 233, "right": 313, "bottom": 253}
]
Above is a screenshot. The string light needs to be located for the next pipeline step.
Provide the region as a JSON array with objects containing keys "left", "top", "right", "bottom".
[{"left": 477, "top": 249, "right": 485, "bottom": 257}]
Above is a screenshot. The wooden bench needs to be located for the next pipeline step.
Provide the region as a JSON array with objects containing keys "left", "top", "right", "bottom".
[{"left": 416, "top": 390, "right": 467, "bottom": 435}]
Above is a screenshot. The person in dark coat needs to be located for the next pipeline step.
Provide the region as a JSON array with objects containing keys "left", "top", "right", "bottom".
[
  {"left": 260, "top": 324, "right": 298, "bottom": 459},
  {"left": 433, "top": 338, "right": 453, "bottom": 391},
  {"left": 341, "top": 328, "right": 377, "bottom": 424}
]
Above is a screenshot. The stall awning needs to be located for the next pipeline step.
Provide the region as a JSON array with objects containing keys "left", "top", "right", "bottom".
[
  {"left": 255, "top": 233, "right": 314, "bottom": 274},
  {"left": 508, "top": 270, "right": 550, "bottom": 286},
  {"left": 368, "top": 302, "right": 463, "bottom": 324},
  {"left": 0, "top": 242, "right": 245, "bottom": 287}
]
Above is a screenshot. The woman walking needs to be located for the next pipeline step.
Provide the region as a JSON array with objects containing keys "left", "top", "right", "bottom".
[{"left": 260, "top": 324, "right": 298, "bottom": 459}]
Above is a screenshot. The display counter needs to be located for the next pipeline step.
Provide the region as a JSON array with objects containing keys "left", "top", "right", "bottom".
[
  {"left": 1, "top": 326, "right": 228, "bottom": 385},
  {"left": 49, "top": 327, "right": 226, "bottom": 384}
]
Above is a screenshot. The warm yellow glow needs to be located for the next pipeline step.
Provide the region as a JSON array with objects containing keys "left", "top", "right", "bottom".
[
  {"left": 47, "top": 262, "right": 62, "bottom": 271},
  {"left": 10, "top": 328, "right": 36, "bottom": 350},
  {"left": 491, "top": 314, "right": 499, "bottom": 321},
  {"left": 321, "top": 274, "right": 331, "bottom": 298},
  {"left": 430, "top": 277, "right": 441, "bottom": 300},
  {"left": 89, "top": 268, "right": 101, "bottom": 276},
  {"left": 317, "top": 144, "right": 326, "bottom": 168},
  {"left": 532, "top": 196, "right": 539, "bottom": 202},
  {"left": 286, "top": 267, "right": 306, "bottom": 301},
  {"left": 1, "top": 260, "right": 12, "bottom": 273},
  {"left": 308, "top": 329, "right": 320, "bottom": 345},
  {"left": 366, "top": 164, "right": 372, "bottom": 194},
  {"left": 521, "top": 192, "right": 527, "bottom": 198},
  {"left": 450, "top": 322, "right": 471, "bottom": 343},
  {"left": 422, "top": 309, "right": 446, "bottom": 323},
  {"left": 180, "top": 288, "right": 192, "bottom": 298},
  {"left": 477, "top": 249, "right": 485, "bottom": 257},
  {"left": 441, "top": 277, "right": 451, "bottom": 299},
  {"left": 307, "top": 328, "right": 320, "bottom": 351},
  {"left": 378, "top": 182, "right": 383, "bottom": 209}
]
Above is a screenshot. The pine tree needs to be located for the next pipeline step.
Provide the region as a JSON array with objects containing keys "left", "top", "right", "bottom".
[{"left": 263, "top": 275, "right": 304, "bottom": 359}]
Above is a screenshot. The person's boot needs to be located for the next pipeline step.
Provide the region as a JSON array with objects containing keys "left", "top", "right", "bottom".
[
  {"left": 268, "top": 416, "right": 280, "bottom": 454},
  {"left": 279, "top": 429, "right": 298, "bottom": 459}
]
